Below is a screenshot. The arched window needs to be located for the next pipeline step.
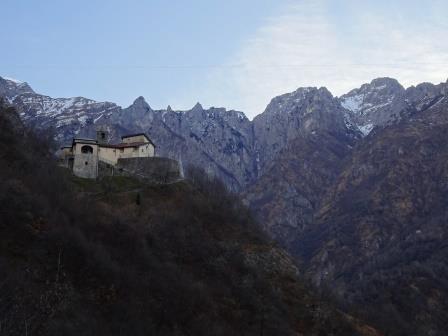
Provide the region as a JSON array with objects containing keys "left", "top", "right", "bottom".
[{"left": 81, "top": 145, "right": 94, "bottom": 154}]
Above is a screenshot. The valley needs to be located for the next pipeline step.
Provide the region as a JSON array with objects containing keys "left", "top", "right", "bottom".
[{"left": 2, "top": 75, "right": 448, "bottom": 335}]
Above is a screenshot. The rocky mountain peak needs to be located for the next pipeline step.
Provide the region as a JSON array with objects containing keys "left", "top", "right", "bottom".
[
  {"left": 292, "top": 86, "right": 318, "bottom": 97},
  {"left": 131, "top": 96, "right": 152, "bottom": 111},
  {"left": 5, "top": 74, "right": 446, "bottom": 195},
  {"left": 340, "top": 77, "right": 407, "bottom": 135},
  {"left": 405, "top": 82, "right": 437, "bottom": 103},
  {"left": 370, "top": 77, "right": 403, "bottom": 89},
  {"left": 0, "top": 76, "right": 35, "bottom": 99},
  {"left": 261, "top": 86, "right": 337, "bottom": 118},
  {"left": 191, "top": 102, "right": 204, "bottom": 112},
  {"left": 442, "top": 81, "right": 448, "bottom": 95},
  {"left": 105, "top": 96, "right": 154, "bottom": 132},
  {"left": 252, "top": 85, "right": 354, "bottom": 176},
  {"left": 341, "top": 78, "right": 405, "bottom": 112}
]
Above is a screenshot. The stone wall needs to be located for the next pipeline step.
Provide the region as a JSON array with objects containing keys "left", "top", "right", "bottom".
[
  {"left": 73, "top": 152, "right": 98, "bottom": 178},
  {"left": 99, "top": 157, "right": 182, "bottom": 184}
]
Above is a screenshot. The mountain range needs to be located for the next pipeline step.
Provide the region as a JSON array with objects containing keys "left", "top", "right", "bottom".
[
  {"left": 1, "top": 102, "right": 383, "bottom": 335},
  {"left": 2, "top": 75, "right": 440, "bottom": 190},
  {"left": 244, "top": 78, "right": 448, "bottom": 335},
  {"left": 2, "top": 74, "right": 448, "bottom": 335}
]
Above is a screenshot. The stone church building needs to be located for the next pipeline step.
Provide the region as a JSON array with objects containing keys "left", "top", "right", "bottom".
[{"left": 60, "top": 131, "right": 156, "bottom": 179}]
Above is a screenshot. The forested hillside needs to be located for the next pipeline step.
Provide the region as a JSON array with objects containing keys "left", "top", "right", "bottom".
[{"left": 0, "top": 102, "right": 378, "bottom": 335}]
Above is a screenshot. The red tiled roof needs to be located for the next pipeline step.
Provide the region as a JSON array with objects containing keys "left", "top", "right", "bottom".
[{"left": 100, "top": 142, "right": 149, "bottom": 149}]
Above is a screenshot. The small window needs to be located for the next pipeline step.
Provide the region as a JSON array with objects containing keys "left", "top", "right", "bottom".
[
  {"left": 81, "top": 145, "right": 93, "bottom": 154},
  {"left": 85, "top": 161, "right": 88, "bottom": 165}
]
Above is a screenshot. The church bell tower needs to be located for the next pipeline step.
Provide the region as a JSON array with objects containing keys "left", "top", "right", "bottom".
[{"left": 96, "top": 126, "right": 109, "bottom": 145}]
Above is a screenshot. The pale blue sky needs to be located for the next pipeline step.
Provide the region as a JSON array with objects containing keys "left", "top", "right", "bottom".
[
  {"left": 1, "top": 0, "right": 286, "bottom": 112},
  {"left": 2, "top": 0, "right": 448, "bottom": 118}
]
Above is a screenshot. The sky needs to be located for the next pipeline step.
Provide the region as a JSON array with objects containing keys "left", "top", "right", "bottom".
[{"left": 1, "top": 0, "right": 448, "bottom": 119}]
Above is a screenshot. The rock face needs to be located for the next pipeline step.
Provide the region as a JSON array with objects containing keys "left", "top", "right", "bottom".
[
  {"left": 91, "top": 86, "right": 360, "bottom": 190},
  {"left": 96, "top": 98, "right": 256, "bottom": 190},
  {"left": 253, "top": 87, "right": 359, "bottom": 175},
  {"left": 243, "top": 80, "right": 448, "bottom": 335},
  {"left": 243, "top": 132, "right": 354, "bottom": 247},
  {"left": 244, "top": 87, "right": 360, "bottom": 247},
  {"left": 0, "top": 76, "right": 35, "bottom": 97},
  {"left": 0, "top": 77, "right": 256, "bottom": 190},
  {"left": 339, "top": 77, "right": 448, "bottom": 136},
  {"left": 296, "top": 89, "right": 448, "bottom": 335},
  {"left": 339, "top": 77, "right": 407, "bottom": 135},
  {"left": 243, "top": 79, "right": 448, "bottom": 249},
  {"left": 0, "top": 76, "right": 121, "bottom": 143},
  {"left": 3, "top": 74, "right": 445, "bottom": 192}
]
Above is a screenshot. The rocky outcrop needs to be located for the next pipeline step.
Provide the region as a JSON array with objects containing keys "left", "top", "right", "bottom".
[
  {"left": 243, "top": 131, "right": 354, "bottom": 248},
  {"left": 0, "top": 77, "right": 256, "bottom": 190},
  {"left": 0, "top": 76, "right": 35, "bottom": 97},
  {"left": 339, "top": 77, "right": 407, "bottom": 135},
  {"left": 91, "top": 98, "right": 256, "bottom": 190},
  {"left": 244, "top": 87, "right": 360, "bottom": 247},
  {"left": 339, "top": 77, "right": 448, "bottom": 136},
  {"left": 253, "top": 87, "right": 359, "bottom": 175},
  {"left": 0, "top": 76, "right": 121, "bottom": 143},
  {"left": 290, "top": 85, "right": 448, "bottom": 335},
  {"left": 3, "top": 74, "right": 447, "bottom": 194}
]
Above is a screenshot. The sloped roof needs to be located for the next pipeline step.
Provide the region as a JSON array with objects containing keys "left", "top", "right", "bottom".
[
  {"left": 121, "top": 133, "right": 156, "bottom": 147},
  {"left": 121, "top": 133, "right": 149, "bottom": 140},
  {"left": 100, "top": 142, "right": 149, "bottom": 149}
]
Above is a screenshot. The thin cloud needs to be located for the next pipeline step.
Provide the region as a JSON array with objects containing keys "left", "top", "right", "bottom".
[{"left": 196, "top": 0, "right": 448, "bottom": 119}]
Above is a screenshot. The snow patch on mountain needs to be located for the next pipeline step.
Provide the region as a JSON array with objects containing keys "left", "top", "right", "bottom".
[
  {"left": 3, "top": 77, "right": 24, "bottom": 85},
  {"left": 359, "top": 123, "right": 374, "bottom": 135},
  {"left": 363, "top": 99, "right": 393, "bottom": 113},
  {"left": 236, "top": 111, "right": 246, "bottom": 120},
  {"left": 341, "top": 94, "right": 364, "bottom": 114}
]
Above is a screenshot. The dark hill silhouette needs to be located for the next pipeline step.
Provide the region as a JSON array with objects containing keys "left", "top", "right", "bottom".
[{"left": 0, "top": 102, "right": 378, "bottom": 336}]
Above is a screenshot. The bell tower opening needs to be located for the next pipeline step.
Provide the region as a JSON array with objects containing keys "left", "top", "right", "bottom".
[
  {"left": 96, "top": 128, "right": 109, "bottom": 144},
  {"left": 81, "top": 145, "right": 94, "bottom": 154}
]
